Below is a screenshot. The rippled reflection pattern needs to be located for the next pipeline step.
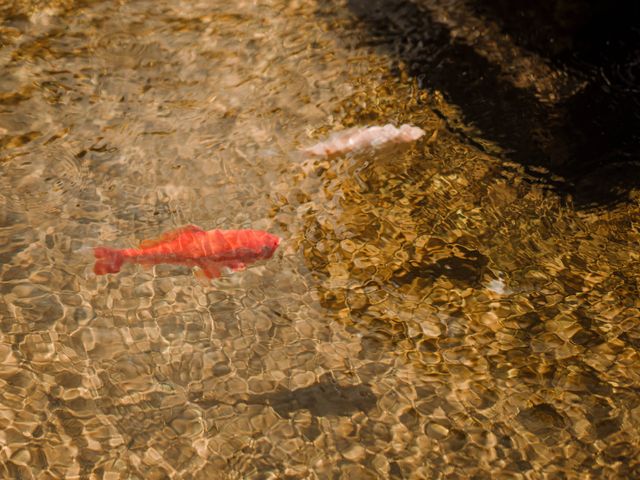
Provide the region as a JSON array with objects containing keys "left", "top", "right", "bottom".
[{"left": 1, "top": 0, "right": 639, "bottom": 478}]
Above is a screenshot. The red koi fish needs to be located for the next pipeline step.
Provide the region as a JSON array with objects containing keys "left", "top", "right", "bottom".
[{"left": 93, "top": 225, "right": 280, "bottom": 279}]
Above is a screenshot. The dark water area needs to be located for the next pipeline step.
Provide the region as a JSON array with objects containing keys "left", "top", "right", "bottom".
[{"left": 344, "top": 0, "right": 640, "bottom": 207}]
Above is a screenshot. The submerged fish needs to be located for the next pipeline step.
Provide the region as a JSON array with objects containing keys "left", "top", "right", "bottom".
[
  {"left": 93, "top": 225, "right": 280, "bottom": 279},
  {"left": 302, "top": 123, "right": 425, "bottom": 157}
]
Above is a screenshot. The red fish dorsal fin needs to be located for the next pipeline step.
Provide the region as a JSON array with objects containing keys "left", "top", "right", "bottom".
[{"left": 139, "top": 224, "right": 204, "bottom": 248}]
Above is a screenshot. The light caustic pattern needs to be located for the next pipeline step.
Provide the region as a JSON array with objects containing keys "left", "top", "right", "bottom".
[{"left": 1, "top": 0, "right": 640, "bottom": 479}]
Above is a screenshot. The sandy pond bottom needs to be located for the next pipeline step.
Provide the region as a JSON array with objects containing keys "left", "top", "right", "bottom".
[{"left": 1, "top": 0, "right": 640, "bottom": 478}]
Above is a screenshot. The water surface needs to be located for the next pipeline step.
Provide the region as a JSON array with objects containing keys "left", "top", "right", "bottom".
[{"left": 1, "top": 0, "right": 640, "bottom": 478}]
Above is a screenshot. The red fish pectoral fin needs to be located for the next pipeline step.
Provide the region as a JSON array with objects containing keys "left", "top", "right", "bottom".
[
  {"left": 197, "top": 261, "right": 222, "bottom": 279},
  {"left": 225, "top": 261, "right": 246, "bottom": 272},
  {"left": 194, "top": 268, "right": 214, "bottom": 285},
  {"left": 139, "top": 262, "right": 154, "bottom": 271},
  {"left": 139, "top": 224, "right": 205, "bottom": 248}
]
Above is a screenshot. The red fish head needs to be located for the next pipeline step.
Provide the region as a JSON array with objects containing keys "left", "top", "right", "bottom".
[{"left": 259, "top": 232, "right": 281, "bottom": 259}]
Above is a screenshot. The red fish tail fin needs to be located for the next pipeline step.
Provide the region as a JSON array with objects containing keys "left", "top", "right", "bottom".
[{"left": 93, "top": 247, "right": 124, "bottom": 275}]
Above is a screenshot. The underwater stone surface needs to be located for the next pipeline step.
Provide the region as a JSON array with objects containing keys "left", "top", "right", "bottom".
[{"left": 1, "top": 0, "right": 639, "bottom": 478}]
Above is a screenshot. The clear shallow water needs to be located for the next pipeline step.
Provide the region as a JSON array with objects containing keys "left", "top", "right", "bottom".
[{"left": 1, "top": 1, "right": 640, "bottom": 478}]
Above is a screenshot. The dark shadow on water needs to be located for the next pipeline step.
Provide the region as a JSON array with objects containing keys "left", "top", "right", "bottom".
[
  {"left": 191, "top": 375, "right": 377, "bottom": 417},
  {"left": 248, "top": 375, "right": 377, "bottom": 417},
  {"left": 338, "top": 0, "right": 640, "bottom": 208},
  {"left": 392, "top": 246, "right": 489, "bottom": 288}
]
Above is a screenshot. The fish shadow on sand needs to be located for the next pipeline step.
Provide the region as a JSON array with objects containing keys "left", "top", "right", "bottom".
[
  {"left": 250, "top": 376, "right": 377, "bottom": 417},
  {"left": 392, "top": 246, "right": 489, "bottom": 288},
  {"left": 192, "top": 374, "right": 377, "bottom": 418}
]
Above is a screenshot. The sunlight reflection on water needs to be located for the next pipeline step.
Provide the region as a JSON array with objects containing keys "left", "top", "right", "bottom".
[{"left": 1, "top": 0, "right": 639, "bottom": 478}]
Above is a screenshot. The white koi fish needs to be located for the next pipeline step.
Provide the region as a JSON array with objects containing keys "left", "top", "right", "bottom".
[{"left": 302, "top": 124, "right": 425, "bottom": 157}]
